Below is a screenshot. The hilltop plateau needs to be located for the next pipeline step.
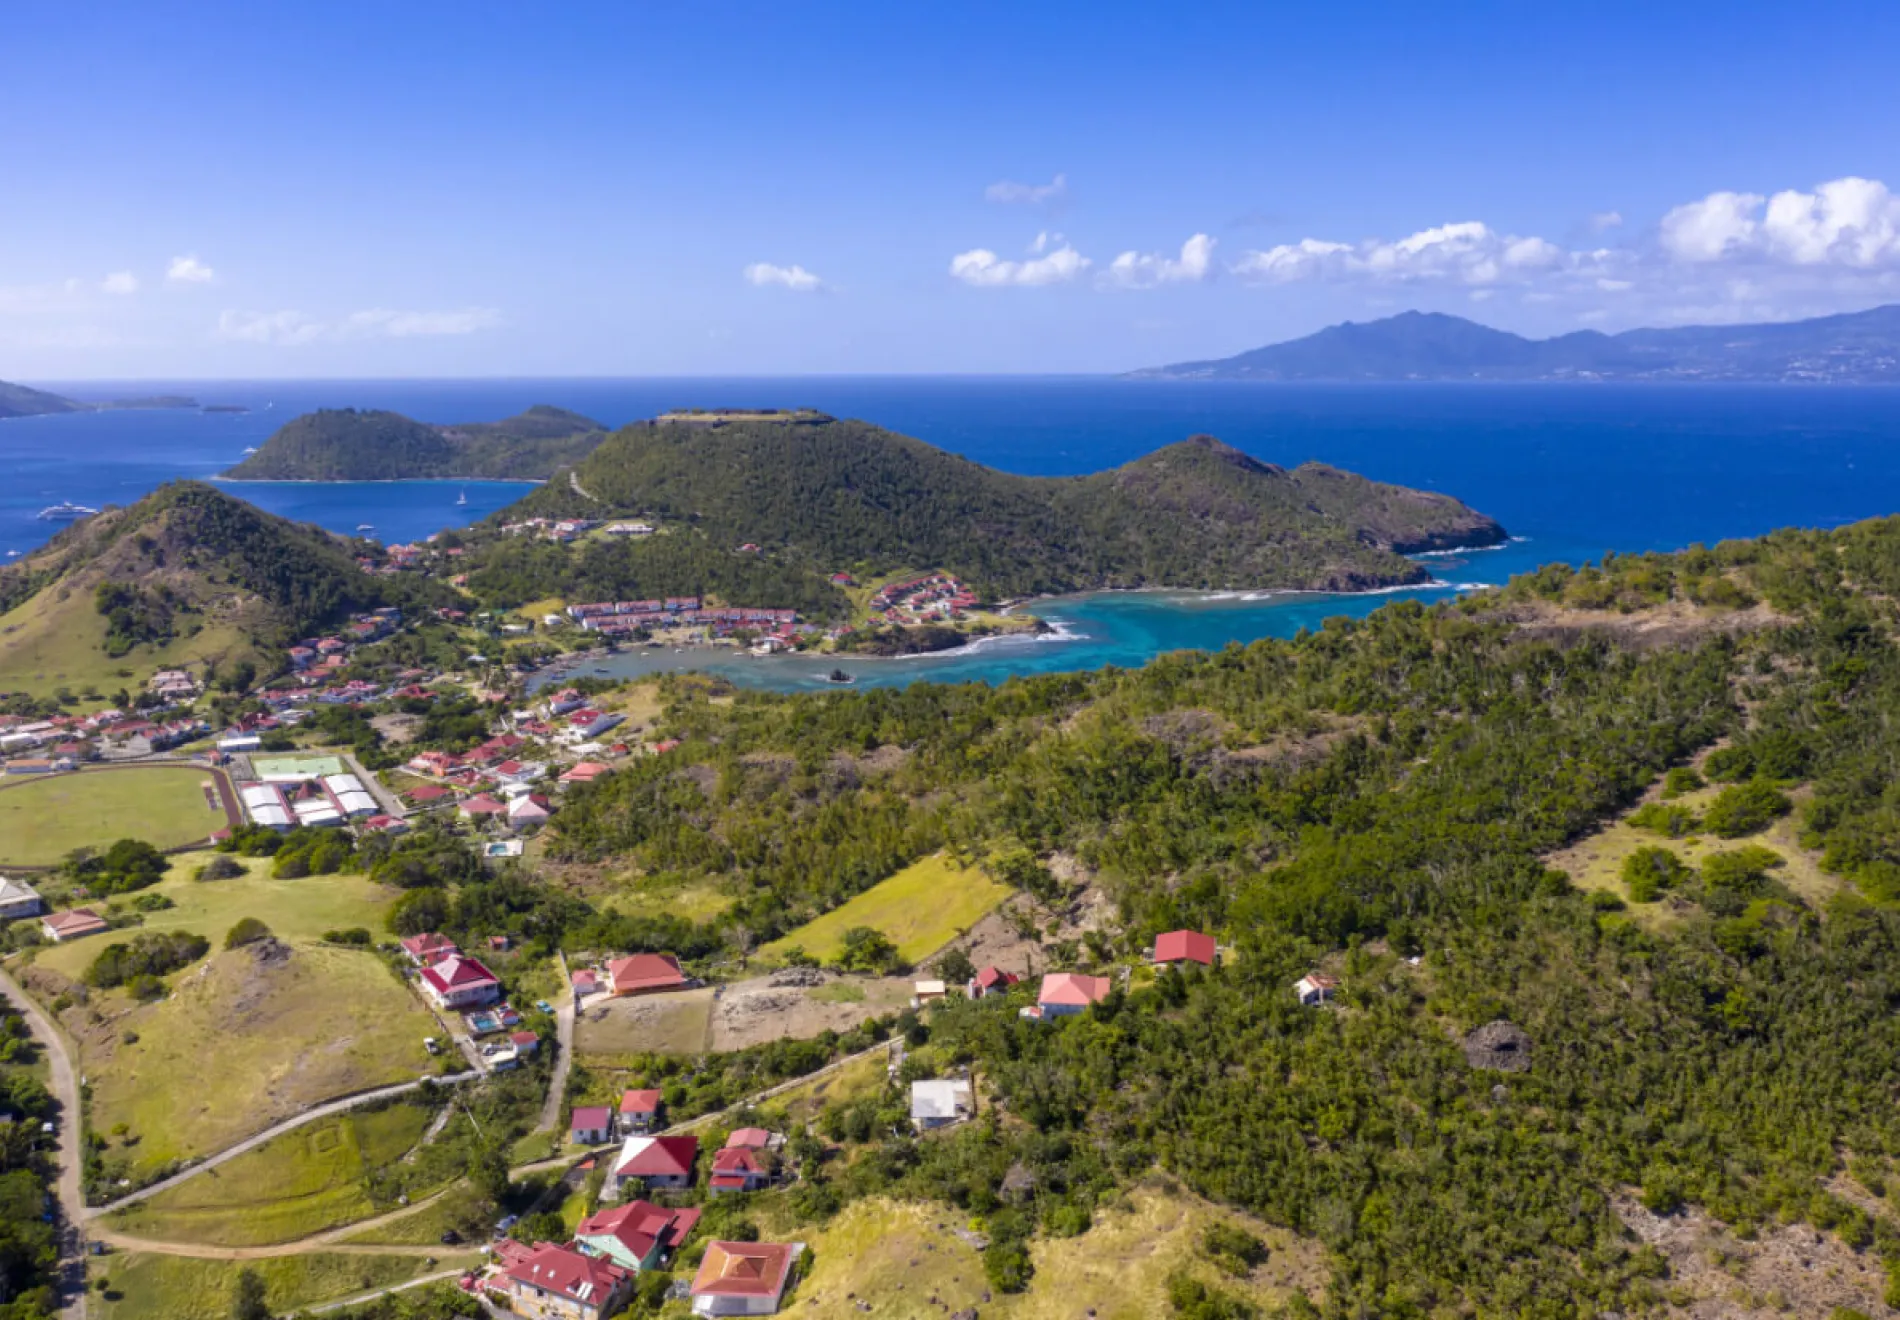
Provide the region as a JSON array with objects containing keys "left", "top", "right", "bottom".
[{"left": 220, "top": 405, "right": 608, "bottom": 481}]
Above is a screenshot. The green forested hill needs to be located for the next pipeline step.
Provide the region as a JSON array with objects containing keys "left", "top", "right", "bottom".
[
  {"left": 0, "top": 482, "right": 446, "bottom": 693},
  {"left": 0, "top": 377, "right": 85, "bottom": 419},
  {"left": 495, "top": 415, "right": 1504, "bottom": 595},
  {"left": 510, "top": 511, "right": 1900, "bottom": 1316},
  {"left": 221, "top": 405, "right": 607, "bottom": 480}
]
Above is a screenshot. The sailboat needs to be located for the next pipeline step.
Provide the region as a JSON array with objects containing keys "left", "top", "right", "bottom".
[{"left": 455, "top": 488, "right": 469, "bottom": 508}]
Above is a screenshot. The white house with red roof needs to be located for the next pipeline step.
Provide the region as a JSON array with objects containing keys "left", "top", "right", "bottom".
[
  {"left": 570, "top": 1105, "right": 615, "bottom": 1146},
  {"left": 608, "top": 953, "right": 687, "bottom": 996},
  {"left": 609, "top": 1134, "right": 698, "bottom": 1197},
  {"left": 1024, "top": 972, "right": 1112, "bottom": 1021},
  {"left": 560, "top": 761, "right": 612, "bottom": 785},
  {"left": 400, "top": 932, "right": 459, "bottom": 965},
  {"left": 967, "top": 966, "right": 1019, "bottom": 998},
  {"left": 618, "top": 1088, "right": 663, "bottom": 1136},
  {"left": 508, "top": 794, "right": 553, "bottom": 829},
  {"left": 418, "top": 954, "right": 501, "bottom": 1009},
  {"left": 1153, "top": 929, "right": 1218, "bottom": 968},
  {"left": 689, "top": 1240, "right": 803, "bottom": 1317},
  {"left": 709, "top": 1145, "right": 771, "bottom": 1194},
  {"left": 459, "top": 793, "right": 507, "bottom": 821},
  {"left": 491, "top": 1241, "right": 632, "bottom": 1320}
]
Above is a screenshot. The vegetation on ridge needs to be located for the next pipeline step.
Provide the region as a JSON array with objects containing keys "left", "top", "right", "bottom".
[{"left": 221, "top": 405, "right": 608, "bottom": 480}]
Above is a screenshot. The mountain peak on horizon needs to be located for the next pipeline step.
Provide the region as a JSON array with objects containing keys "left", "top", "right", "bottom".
[{"left": 1132, "top": 303, "right": 1900, "bottom": 383}]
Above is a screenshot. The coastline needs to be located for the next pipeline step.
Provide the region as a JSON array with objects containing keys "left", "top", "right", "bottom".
[{"left": 210, "top": 476, "right": 547, "bottom": 486}]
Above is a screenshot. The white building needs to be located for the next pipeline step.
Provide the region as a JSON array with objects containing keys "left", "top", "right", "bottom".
[
  {"left": 322, "top": 773, "right": 379, "bottom": 817},
  {"left": 238, "top": 783, "right": 294, "bottom": 831},
  {"left": 0, "top": 877, "right": 44, "bottom": 921},
  {"left": 909, "top": 1078, "right": 974, "bottom": 1130}
]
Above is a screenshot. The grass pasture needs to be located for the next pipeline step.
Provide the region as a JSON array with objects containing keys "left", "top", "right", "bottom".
[
  {"left": 78, "top": 942, "right": 434, "bottom": 1180},
  {"left": 102, "top": 1101, "right": 435, "bottom": 1246},
  {"left": 91, "top": 1251, "right": 471, "bottom": 1320},
  {"left": 0, "top": 579, "right": 256, "bottom": 702},
  {"left": 759, "top": 853, "right": 1010, "bottom": 965},
  {"left": 339, "top": 1182, "right": 492, "bottom": 1246},
  {"left": 0, "top": 765, "right": 227, "bottom": 867},
  {"left": 31, "top": 860, "right": 397, "bottom": 981},
  {"left": 1547, "top": 783, "right": 1840, "bottom": 928},
  {"left": 782, "top": 1182, "right": 1325, "bottom": 1319}
]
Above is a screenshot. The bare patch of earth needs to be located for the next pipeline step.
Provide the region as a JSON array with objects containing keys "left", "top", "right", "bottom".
[{"left": 1616, "top": 1192, "right": 1888, "bottom": 1317}]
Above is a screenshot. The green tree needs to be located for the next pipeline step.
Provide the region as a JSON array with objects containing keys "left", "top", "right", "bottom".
[{"left": 230, "top": 1267, "right": 270, "bottom": 1320}]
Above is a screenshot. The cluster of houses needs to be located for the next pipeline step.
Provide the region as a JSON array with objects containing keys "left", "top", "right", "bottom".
[
  {"left": 566, "top": 597, "right": 802, "bottom": 643},
  {"left": 4, "top": 875, "right": 113, "bottom": 946},
  {"left": 284, "top": 608, "right": 400, "bottom": 680},
  {"left": 867, "top": 574, "right": 979, "bottom": 624},
  {"left": 569, "top": 952, "right": 691, "bottom": 1002},
  {"left": 501, "top": 516, "right": 600, "bottom": 543},
  {"left": 0, "top": 706, "right": 210, "bottom": 772},
  {"left": 147, "top": 669, "right": 201, "bottom": 703},
  {"left": 481, "top": 1229, "right": 803, "bottom": 1319}
]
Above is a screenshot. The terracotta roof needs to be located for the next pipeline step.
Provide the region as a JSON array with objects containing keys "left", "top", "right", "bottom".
[
  {"left": 619, "top": 1088, "right": 663, "bottom": 1114},
  {"left": 608, "top": 952, "right": 686, "bottom": 994},
  {"left": 724, "top": 1127, "right": 772, "bottom": 1150},
  {"left": 1154, "top": 930, "right": 1217, "bottom": 966},
  {"left": 973, "top": 966, "right": 1018, "bottom": 990},
  {"left": 400, "top": 932, "right": 458, "bottom": 960},
  {"left": 711, "top": 1146, "right": 764, "bottom": 1174},
  {"left": 1037, "top": 972, "right": 1112, "bottom": 1007},
  {"left": 614, "top": 1134, "right": 698, "bottom": 1179},
  {"left": 691, "top": 1241, "right": 798, "bottom": 1300},
  {"left": 499, "top": 1242, "right": 629, "bottom": 1306},
  {"left": 43, "top": 908, "right": 107, "bottom": 938},
  {"left": 459, "top": 794, "right": 506, "bottom": 815}
]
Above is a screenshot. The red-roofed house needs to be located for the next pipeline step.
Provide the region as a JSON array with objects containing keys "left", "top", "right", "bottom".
[
  {"left": 570, "top": 1105, "right": 615, "bottom": 1146},
  {"left": 510, "top": 1030, "right": 540, "bottom": 1055},
  {"left": 1152, "top": 929, "right": 1218, "bottom": 968},
  {"left": 41, "top": 908, "right": 108, "bottom": 943},
  {"left": 709, "top": 1146, "right": 770, "bottom": 1194},
  {"left": 418, "top": 955, "right": 501, "bottom": 1009},
  {"left": 1027, "top": 972, "right": 1112, "bottom": 1021},
  {"left": 618, "top": 1089, "right": 663, "bottom": 1136},
  {"left": 400, "top": 932, "right": 459, "bottom": 965},
  {"left": 362, "top": 814, "right": 410, "bottom": 835},
  {"left": 1294, "top": 973, "right": 1338, "bottom": 1007},
  {"left": 492, "top": 1241, "right": 632, "bottom": 1320},
  {"left": 459, "top": 793, "right": 507, "bottom": 820},
  {"left": 559, "top": 761, "right": 611, "bottom": 785},
  {"left": 608, "top": 953, "right": 687, "bottom": 997},
  {"left": 610, "top": 1135, "right": 698, "bottom": 1196},
  {"left": 403, "top": 783, "right": 452, "bottom": 805},
  {"left": 571, "top": 968, "right": 601, "bottom": 999},
  {"left": 967, "top": 966, "right": 1019, "bottom": 998},
  {"left": 574, "top": 1200, "right": 700, "bottom": 1272},
  {"left": 689, "top": 1240, "right": 802, "bottom": 1317},
  {"left": 723, "top": 1127, "right": 773, "bottom": 1151}
]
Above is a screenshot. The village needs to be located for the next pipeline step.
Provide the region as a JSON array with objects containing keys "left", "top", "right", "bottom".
[{"left": 0, "top": 576, "right": 1347, "bottom": 1320}]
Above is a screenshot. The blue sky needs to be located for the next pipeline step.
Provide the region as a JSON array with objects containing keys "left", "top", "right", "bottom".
[{"left": 5, "top": 0, "right": 1900, "bottom": 377}]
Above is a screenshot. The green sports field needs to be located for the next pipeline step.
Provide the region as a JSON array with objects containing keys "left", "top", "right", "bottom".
[{"left": 0, "top": 766, "right": 227, "bottom": 866}]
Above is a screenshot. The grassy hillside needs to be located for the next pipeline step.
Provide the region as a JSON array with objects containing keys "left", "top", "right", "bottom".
[
  {"left": 0, "top": 481, "right": 443, "bottom": 696},
  {"left": 491, "top": 414, "right": 1505, "bottom": 596},
  {"left": 222, "top": 404, "right": 607, "bottom": 480}
]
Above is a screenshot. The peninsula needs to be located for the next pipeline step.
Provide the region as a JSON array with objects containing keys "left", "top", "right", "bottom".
[{"left": 220, "top": 405, "right": 609, "bottom": 481}]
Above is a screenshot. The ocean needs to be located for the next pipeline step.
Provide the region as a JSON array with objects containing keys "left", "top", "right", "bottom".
[{"left": 5, "top": 378, "right": 1896, "bottom": 690}]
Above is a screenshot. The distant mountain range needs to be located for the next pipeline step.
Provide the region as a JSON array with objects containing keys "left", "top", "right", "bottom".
[
  {"left": 221, "top": 405, "right": 609, "bottom": 481},
  {"left": 1131, "top": 305, "right": 1900, "bottom": 383}
]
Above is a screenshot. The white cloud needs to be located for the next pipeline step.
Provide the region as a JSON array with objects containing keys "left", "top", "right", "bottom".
[
  {"left": 166, "top": 255, "right": 216, "bottom": 284},
  {"left": 1103, "top": 234, "right": 1216, "bottom": 289},
  {"left": 1237, "top": 221, "right": 1563, "bottom": 287},
  {"left": 1596, "top": 278, "right": 1633, "bottom": 292},
  {"left": 949, "top": 242, "right": 1090, "bottom": 287},
  {"left": 100, "top": 272, "right": 139, "bottom": 295},
  {"left": 1229, "top": 238, "right": 1354, "bottom": 282},
  {"left": 1662, "top": 177, "right": 1900, "bottom": 268},
  {"left": 1589, "top": 210, "right": 1624, "bottom": 232},
  {"left": 217, "top": 306, "right": 501, "bottom": 345},
  {"left": 985, "top": 173, "right": 1067, "bottom": 206},
  {"left": 743, "top": 262, "right": 824, "bottom": 292},
  {"left": 1659, "top": 191, "right": 1763, "bottom": 262}
]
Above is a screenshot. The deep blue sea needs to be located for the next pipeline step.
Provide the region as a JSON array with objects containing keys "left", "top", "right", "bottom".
[{"left": 6, "top": 378, "right": 1897, "bottom": 690}]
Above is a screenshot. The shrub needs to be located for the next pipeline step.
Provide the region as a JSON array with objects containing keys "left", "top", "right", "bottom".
[
  {"left": 1201, "top": 1222, "right": 1268, "bottom": 1277},
  {"left": 1701, "top": 846, "right": 1782, "bottom": 898},
  {"left": 1661, "top": 766, "right": 1704, "bottom": 799},
  {"left": 322, "top": 927, "right": 374, "bottom": 946},
  {"left": 1628, "top": 803, "right": 1700, "bottom": 838},
  {"left": 1622, "top": 846, "right": 1690, "bottom": 903},
  {"left": 195, "top": 854, "right": 246, "bottom": 882},
  {"left": 1703, "top": 780, "right": 1792, "bottom": 838},
  {"left": 225, "top": 917, "right": 273, "bottom": 950},
  {"left": 86, "top": 931, "right": 210, "bottom": 989}
]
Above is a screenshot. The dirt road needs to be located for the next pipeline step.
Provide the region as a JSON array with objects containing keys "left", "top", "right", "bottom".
[{"left": 0, "top": 961, "right": 88, "bottom": 1319}]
